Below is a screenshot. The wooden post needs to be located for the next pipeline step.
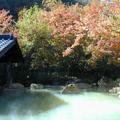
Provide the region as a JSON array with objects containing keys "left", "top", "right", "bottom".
[{"left": 6, "top": 63, "right": 13, "bottom": 86}]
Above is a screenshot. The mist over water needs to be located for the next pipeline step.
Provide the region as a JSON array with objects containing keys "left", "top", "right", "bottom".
[{"left": 0, "top": 91, "right": 120, "bottom": 120}]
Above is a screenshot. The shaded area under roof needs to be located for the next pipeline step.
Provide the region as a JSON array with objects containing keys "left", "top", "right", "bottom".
[{"left": 0, "top": 34, "right": 23, "bottom": 63}]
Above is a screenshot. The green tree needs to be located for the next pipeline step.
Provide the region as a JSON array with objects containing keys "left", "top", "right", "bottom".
[{"left": 17, "top": 5, "right": 65, "bottom": 69}]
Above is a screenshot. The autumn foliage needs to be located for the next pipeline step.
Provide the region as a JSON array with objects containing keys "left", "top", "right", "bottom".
[
  {"left": 44, "top": 0, "right": 120, "bottom": 66},
  {"left": 16, "top": 0, "right": 120, "bottom": 69},
  {"left": 0, "top": 9, "right": 15, "bottom": 34}
]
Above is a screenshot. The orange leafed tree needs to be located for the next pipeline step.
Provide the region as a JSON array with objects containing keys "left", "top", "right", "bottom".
[
  {"left": 44, "top": 0, "right": 120, "bottom": 66},
  {"left": 0, "top": 9, "right": 17, "bottom": 36}
]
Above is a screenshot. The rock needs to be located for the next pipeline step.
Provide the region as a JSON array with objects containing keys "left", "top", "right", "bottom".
[
  {"left": 91, "top": 83, "right": 98, "bottom": 90},
  {"left": 30, "top": 83, "right": 44, "bottom": 90},
  {"left": 109, "top": 87, "right": 120, "bottom": 98},
  {"left": 109, "top": 87, "right": 120, "bottom": 94},
  {"left": 118, "top": 95, "right": 120, "bottom": 98},
  {"left": 8, "top": 83, "right": 24, "bottom": 89},
  {"left": 45, "top": 85, "right": 63, "bottom": 90},
  {"left": 98, "top": 77, "right": 116, "bottom": 89},
  {"left": 98, "top": 77, "right": 107, "bottom": 89},
  {"left": 116, "top": 91, "right": 120, "bottom": 98},
  {"left": 62, "top": 84, "right": 80, "bottom": 94},
  {"left": 76, "top": 83, "right": 91, "bottom": 89},
  {"left": 107, "top": 80, "right": 116, "bottom": 88},
  {"left": 117, "top": 91, "right": 120, "bottom": 96},
  {"left": 97, "top": 77, "right": 108, "bottom": 92}
]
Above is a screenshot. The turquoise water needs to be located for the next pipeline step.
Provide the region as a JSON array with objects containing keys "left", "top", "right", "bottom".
[{"left": 0, "top": 90, "right": 120, "bottom": 120}]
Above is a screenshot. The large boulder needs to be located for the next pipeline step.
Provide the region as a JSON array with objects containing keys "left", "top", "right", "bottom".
[
  {"left": 30, "top": 83, "right": 44, "bottom": 90},
  {"left": 76, "top": 83, "right": 91, "bottom": 89},
  {"left": 61, "top": 84, "right": 80, "bottom": 94}
]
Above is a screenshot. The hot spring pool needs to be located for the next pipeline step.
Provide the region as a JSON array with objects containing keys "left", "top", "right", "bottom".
[{"left": 0, "top": 90, "right": 120, "bottom": 120}]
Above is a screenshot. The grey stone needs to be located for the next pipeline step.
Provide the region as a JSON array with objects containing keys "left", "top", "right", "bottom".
[
  {"left": 109, "top": 87, "right": 120, "bottom": 94},
  {"left": 62, "top": 84, "right": 80, "bottom": 94},
  {"left": 30, "top": 83, "right": 44, "bottom": 90},
  {"left": 76, "top": 83, "right": 91, "bottom": 89}
]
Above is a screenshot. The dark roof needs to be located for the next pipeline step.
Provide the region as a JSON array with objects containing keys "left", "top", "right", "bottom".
[
  {"left": 0, "top": 34, "right": 23, "bottom": 62},
  {"left": 0, "top": 35, "right": 15, "bottom": 58}
]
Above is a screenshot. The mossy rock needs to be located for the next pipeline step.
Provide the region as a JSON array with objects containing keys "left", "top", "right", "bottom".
[{"left": 62, "top": 84, "right": 80, "bottom": 94}]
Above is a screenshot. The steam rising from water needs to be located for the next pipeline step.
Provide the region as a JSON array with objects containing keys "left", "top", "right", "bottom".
[{"left": 0, "top": 91, "right": 120, "bottom": 120}]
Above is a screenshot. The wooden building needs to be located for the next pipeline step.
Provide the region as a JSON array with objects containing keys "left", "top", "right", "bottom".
[
  {"left": 0, "top": 34, "right": 23, "bottom": 85},
  {"left": 0, "top": 34, "right": 23, "bottom": 62}
]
